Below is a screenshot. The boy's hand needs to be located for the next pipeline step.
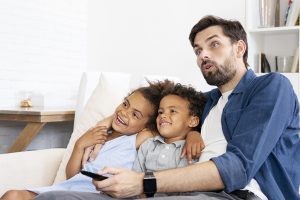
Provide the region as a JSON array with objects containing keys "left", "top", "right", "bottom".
[{"left": 181, "top": 131, "right": 205, "bottom": 164}]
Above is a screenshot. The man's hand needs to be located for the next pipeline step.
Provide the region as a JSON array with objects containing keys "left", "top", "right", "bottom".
[
  {"left": 181, "top": 131, "right": 205, "bottom": 164},
  {"left": 92, "top": 167, "right": 144, "bottom": 198}
]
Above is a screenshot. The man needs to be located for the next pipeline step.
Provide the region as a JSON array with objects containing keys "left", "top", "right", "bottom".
[{"left": 35, "top": 16, "right": 300, "bottom": 200}]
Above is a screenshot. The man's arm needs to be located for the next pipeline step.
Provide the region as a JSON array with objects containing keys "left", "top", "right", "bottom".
[
  {"left": 213, "top": 74, "right": 298, "bottom": 192},
  {"left": 155, "top": 161, "right": 224, "bottom": 193},
  {"left": 93, "top": 161, "right": 224, "bottom": 198}
]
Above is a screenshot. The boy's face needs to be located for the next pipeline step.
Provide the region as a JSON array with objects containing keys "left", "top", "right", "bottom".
[
  {"left": 112, "top": 91, "right": 153, "bottom": 135},
  {"left": 157, "top": 95, "right": 199, "bottom": 143}
]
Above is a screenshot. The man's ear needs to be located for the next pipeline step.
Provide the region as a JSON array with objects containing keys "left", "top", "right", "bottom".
[
  {"left": 188, "top": 116, "right": 200, "bottom": 128},
  {"left": 236, "top": 40, "right": 246, "bottom": 58}
]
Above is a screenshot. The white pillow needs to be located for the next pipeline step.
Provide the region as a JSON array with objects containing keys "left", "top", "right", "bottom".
[
  {"left": 73, "top": 72, "right": 102, "bottom": 126},
  {"left": 53, "top": 72, "right": 131, "bottom": 183}
]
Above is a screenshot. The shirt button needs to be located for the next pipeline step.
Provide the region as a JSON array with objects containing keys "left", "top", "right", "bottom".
[{"left": 161, "top": 154, "right": 165, "bottom": 158}]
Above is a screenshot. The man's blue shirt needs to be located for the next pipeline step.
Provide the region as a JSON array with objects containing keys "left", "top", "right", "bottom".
[{"left": 202, "top": 69, "right": 300, "bottom": 200}]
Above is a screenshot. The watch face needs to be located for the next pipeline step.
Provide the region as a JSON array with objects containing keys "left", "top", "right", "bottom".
[{"left": 143, "top": 172, "right": 157, "bottom": 197}]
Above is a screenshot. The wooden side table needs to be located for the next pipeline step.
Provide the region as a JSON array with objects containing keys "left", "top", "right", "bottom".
[{"left": 0, "top": 107, "right": 75, "bottom": 153}]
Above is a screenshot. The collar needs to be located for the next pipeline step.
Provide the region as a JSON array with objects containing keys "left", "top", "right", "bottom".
[
  {"left": 209, "top": 69, "right": 256, "bottom": 101},
  {"left": 153, "top": 135, "right": 185, "bottom": 148}
]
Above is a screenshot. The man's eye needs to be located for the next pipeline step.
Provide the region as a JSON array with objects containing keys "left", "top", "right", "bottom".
[
  {"left": 195, "top": 49, "right": 201, "bottom": 56},
  {"left": 211, "top": 42, "right": 220, "bottom": 48}
]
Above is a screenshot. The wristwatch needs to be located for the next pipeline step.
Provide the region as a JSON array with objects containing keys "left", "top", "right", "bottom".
[{"left": 143, "top": 171, "right": 157, "bottom": 197}]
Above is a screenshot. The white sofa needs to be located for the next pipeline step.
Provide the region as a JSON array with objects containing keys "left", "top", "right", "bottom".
[
  {"left": 0, "top": 72, "right": 180, "bottom": 196},
  {"left": 0, "top": 72, "right": 133, "bottom": 196}
]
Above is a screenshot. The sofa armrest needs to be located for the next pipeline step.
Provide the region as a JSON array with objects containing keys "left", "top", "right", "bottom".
[{"left": 0, "top": 148, "right": 65, "bottom": 196}]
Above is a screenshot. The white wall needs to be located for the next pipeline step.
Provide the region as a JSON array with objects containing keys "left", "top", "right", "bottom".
[
  {"left": 0, "top": 0, "right": 87, "bottom": 153},
  {"left": 0, "top": 0, "right": 87, "bottom": 108},
  {"left": 0, "top": 0, "right": 246, "bottom": 153},
  {"left": 87, "top": 0, "right": 246, "bottom": 91}
]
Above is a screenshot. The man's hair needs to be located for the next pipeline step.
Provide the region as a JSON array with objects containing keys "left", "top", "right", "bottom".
[
  {"left": 130, "top": 79, "right": 175, "bottom": 132},
  {"left": 162, "top": 83, "right": 206, "bottom": 131},
  {"left": 189, "top": 15, "right": 249, "bottom": 67}
]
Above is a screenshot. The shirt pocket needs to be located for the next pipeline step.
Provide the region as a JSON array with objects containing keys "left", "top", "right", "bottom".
[
  {"left": 144, "top": 149, "right": 160, "bottom": 171},
  {"left": 224, "top": 107, "right": 268, "bottom": 138},
  {"left": 223, "top": 108, "right": 244, "bottom": 136}
]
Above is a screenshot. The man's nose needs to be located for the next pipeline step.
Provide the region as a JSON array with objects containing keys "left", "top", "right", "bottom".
[{"left": 199, "top": 49, "right": 210, "bottom": 61}]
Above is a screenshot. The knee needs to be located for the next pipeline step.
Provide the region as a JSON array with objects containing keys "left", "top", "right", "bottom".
[{"left": 1, "top": 190, "right": 24, "bottom": 200}]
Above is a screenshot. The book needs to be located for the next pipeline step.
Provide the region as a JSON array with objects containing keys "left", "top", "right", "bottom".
[
  {"left": 290, "top": 47, "right": 299, "bottom": 72},
  {"left": 286, "top": 0, "right": 300, "bottom": 26},
  {"left": 284, "top": 0, "right": 293, "bottom": 25},
  {"left": 258, "top": 53, "right": 262, "bottom": 73},
  {"left": 275, "top": 0, "right": 280, "bottom": 27},
  {"left": 261, "top": 53, "right": 271, "bottom": 73}
]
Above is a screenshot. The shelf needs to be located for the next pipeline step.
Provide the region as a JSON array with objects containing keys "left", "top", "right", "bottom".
[
  {"left": 246, "top": 0, "right": 300, "bottom": 100},
  {"left": 248, "top": 26, "right": 300, "bottom": 34}
]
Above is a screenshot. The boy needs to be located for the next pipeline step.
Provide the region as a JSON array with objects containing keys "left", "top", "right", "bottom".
[{"left": 133, "top": 83, "right": 206, "bottom": 197}]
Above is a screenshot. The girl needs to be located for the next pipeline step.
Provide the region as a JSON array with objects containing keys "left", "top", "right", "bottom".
[{"left": 1, "top": 80, "right": 203, "bottom": 200}]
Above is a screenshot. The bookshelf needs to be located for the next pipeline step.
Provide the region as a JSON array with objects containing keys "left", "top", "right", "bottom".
[{"left": 246, "top": 0, "right": 300, "bottom": 99}]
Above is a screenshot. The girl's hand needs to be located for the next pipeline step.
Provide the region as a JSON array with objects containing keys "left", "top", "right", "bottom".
[
  {"left": 82, "top": 145, "right": 95, "bottom": 167},
  {"left": 181, "top": 131, "right": 205, "bottom": 164},
  {"left": 82, "top": 143, "right": 103, "bottom": 166},
  {"left": 75, "top": 125, "right": 108, "bottom": 151},
  {"left": 81, "top": 116, "right": 113, "bottom": 166}
]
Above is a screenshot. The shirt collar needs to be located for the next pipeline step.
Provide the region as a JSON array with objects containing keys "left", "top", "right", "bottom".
[
  {"left": 153, "top": 135, "right": 185, "bottom": 148},
  {"left": 232, "top": 69, "right": 256, "bottom": 94}
]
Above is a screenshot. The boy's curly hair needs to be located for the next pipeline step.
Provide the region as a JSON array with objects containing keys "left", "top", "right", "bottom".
[
  {"left": 161, "top": 82, "right": 206, "bottom": 131},
  {"left": 130, "top": 79, "right": 175, "bottom": 132}
]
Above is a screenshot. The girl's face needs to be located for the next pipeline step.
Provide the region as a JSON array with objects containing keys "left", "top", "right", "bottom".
[{"left": 111, "top": 91, "right": 153, "bottom": 135}]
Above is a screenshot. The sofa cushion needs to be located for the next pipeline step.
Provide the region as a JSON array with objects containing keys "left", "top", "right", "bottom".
[{"left": 53, "top": 72, "right": 131, "bottom": 183}]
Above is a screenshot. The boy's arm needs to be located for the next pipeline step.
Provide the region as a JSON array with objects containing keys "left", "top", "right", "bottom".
[
  {"left": 95, "top": 115, "right": 113, "bottom": 127},
  {"left": 135, "top": 128, "right": 156, "bottom": 149}
]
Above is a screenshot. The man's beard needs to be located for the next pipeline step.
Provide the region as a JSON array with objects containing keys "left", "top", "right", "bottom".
[{"left": 201, "top": 54, "right": 237, "bottom": 87}]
